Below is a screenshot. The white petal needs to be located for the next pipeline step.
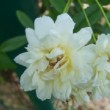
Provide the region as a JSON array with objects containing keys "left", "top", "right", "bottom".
[
  {"left": 73, "top": 89, "right": 90, "bottom": 104},
  {"left": 61, "top": 69, "right": 74, "bottom": 82},
  {"left": 94, "top": 56, "right": 110, "bottom": 73},
  {"left": 20, "top": 67, "right": 35, "bottom": 91},
  {"left": 14, "top": 52, "right": 30, "bottom": 67},
  {"left": 96, "top": 34, "right": 109, "bottom": 54},
  {"left": 91, "top": 85, "right": 110, "bottom": 100},
  {"left": 41, "top": 70, "right": 57, "bottom": 80},
  {"left": 73, "top": 46, "right": 95, "bottom": 87},
  {"left": 34, "top": 16, "right": 54, "bottom": 39},
  {"left": 104, "top": 62, "right": 110, "bottom": 73},
  {"left": 53, "top": 78, "right": 71, "bottom": 100},
  {"left": 55, "top": 13, "right": 75, "bottom": 35},
  {"left": 36, "top": 79, "right": 52, "bottom": 100},
  {"left": 71, "top": 27, "right": 92, "bottom": 50},
  {"left": 25, "top": 28, "right": 39, "bottom": 48},
  {"left": 32, "top": 72, "right": 39, "bottom": 87},
  {"left": 72, "top": 65, "right": 93, "bottom": 88},
  {"left": 92, "top": 87, "right": 102, "bottom": 100},
  {"left": 46, "top": 48, "right": 64, "bottom": 59},
  {"left": 74, "top": 44, "right": 96, "bottom": 68},
  {"left": 41, "top": 30, "right": 60, "bottom": 49},
  {"left": 29, "top": 49, "right": 44, "bottom": 62},
  {"left": 35, "top": 58, "right": 49, "bottom": 72}
]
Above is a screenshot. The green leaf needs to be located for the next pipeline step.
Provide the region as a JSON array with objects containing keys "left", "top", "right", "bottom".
[
  {"left": 88, "top": 0, "right": 110, "bottom": 5},
  {"left": 99, "top": 0, "right": 109, "bottom": 5},
  {"left": 106, "top": 12, "right": 110, "bottom": 22},
  {"left": 0, "top": 52, "right": 16, "bottom": 70},
  {"left": 16, "top": 10, "right": 34, "bottom": 28},
  {"left": 93, "top": 23, "right": 110, "bottom": 34},
  {"left": 0, "top": 35, "right": 27, "bottom": 52},
  {"left": 42, "top": 0, "right": 50, "bottom": 8},
  {"left": 49, "top": 0, "right": 66, "bottom": 13},
  {"left": 73, "top": 4, "right": 102, "bottom": 31}
]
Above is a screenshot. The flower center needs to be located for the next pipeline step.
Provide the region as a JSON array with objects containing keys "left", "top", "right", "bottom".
[
  {"left": 49, "top": 55, "right": 64, "bottom": 67},
  {"left": 46, "top": 54, "right": 67, "bottom": 70},
  {"left": 45, "top": 47, "right": 71, "bottom": 71},
  {"left": 41, "top": 48, "right": 73, "bottom": 80}
]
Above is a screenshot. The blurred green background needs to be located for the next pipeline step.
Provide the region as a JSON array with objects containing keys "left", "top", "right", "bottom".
[{"left": 0, "top": 0, "right": 53, "bottom": 110}]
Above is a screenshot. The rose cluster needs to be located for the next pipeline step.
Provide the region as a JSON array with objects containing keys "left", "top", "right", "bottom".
[{"left": 14, "top": 13, "right": 110, "bottom": 105}]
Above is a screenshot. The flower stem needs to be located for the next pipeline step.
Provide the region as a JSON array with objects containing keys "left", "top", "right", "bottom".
[
  {"left": 95, "top": 0, "right": 110, "bottom": 28},
  {"left": 63, "top": 0, "right": 72, "bottom": 13},
  {"left": 78, "top": 0, "right": 96, "bottom": 43}
]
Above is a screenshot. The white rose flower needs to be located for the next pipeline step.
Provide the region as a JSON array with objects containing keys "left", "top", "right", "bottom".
[
  {"left": 71, "top": 44, "right": 96, "bottom": 104},
  {"left": 14, "top": 13, "right": 92, "bottom": 101},
  {"left": 91, "top": 34, "right": 110, "bottom": 100}
]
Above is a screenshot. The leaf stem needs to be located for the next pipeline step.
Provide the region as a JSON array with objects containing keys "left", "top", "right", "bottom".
[
  {"left": 95, "top": 0, "right": 110, "bottom": 28},
  {"left": 78, "top": 0, "right": 96, "bottom": 43},
  {"left": 63, "top": 0, "right": 72, "bottom": 13}
]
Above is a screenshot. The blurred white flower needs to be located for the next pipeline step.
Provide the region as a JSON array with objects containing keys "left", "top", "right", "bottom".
[
  {"left": 14, "top": 13, "right": 92, "bottom": 101},
  {"left": 91, "top": 34, "right": 110, "bottom": 100}
]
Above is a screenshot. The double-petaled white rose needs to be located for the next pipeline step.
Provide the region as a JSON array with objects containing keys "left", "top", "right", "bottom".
[
  {"left": 14, "top": 13, "right": 92, "bottom": 101},
  {"left": 91, "top": 34, "right": 110, "bottom": 100}
]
